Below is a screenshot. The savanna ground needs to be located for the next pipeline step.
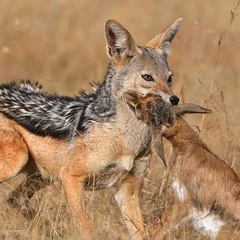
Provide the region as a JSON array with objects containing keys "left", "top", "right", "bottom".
[{"left": 0, "top": 0, "right": 239, "bottom": 239}]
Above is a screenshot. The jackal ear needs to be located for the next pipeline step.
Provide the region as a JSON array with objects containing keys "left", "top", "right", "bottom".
[
  {"left": 146, "top": 18, "right": 183, "bottom": 55},
  {"left": 105, "top": 19, "right": 142, "bottom": 64}
]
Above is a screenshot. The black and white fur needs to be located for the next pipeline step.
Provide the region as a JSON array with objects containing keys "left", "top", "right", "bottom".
[{"left": 0, "top": 68, "right": 116, "bottom": 140}]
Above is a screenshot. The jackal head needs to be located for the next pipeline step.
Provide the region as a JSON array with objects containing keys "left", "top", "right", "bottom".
[{"left": 105, "top": 18, "right": 182, "bottom": 106}]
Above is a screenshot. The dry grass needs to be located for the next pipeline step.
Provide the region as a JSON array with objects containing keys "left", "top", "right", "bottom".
[{"left": 0, "top": 0, "right": 240, "bottom": 239}]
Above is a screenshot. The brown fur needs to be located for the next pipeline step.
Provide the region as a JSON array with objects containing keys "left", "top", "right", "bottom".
[{"left": 123, "top": 92, "right": 240, "bottom": 239}]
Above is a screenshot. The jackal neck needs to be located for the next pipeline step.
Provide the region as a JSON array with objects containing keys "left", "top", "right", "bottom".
[{"left": 83, "top": 65, "right": 117, "bottom": 125}]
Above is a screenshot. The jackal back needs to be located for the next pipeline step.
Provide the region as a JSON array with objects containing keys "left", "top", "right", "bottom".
[{"left": 0, "top": 77, "right": 116, "bottom": 140}]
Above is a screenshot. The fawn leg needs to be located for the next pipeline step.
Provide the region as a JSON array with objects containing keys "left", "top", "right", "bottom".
[
  {"left": 216, "top": 223, "right": 240, "bottom": 240},
  {"left": 62, "top": 168, "right": 94, "bottom": 239},
  {"left": 153, "top": 198, "right": 192, "bottom": 240}
]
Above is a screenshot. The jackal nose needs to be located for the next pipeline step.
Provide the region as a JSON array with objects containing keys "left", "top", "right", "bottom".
[{"left": 169, "top": 95, "right": 180, "bottom": 105}]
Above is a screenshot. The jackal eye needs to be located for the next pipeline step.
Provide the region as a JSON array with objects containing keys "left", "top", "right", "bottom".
[
  {"left": 167, "top": 75, "right": 172, "bottom": 83},
  {"left": 142, "top": 74, "right": 154, "bottom": 82}
]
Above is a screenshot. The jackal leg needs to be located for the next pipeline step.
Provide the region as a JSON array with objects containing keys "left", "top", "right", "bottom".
[
  {"left": 0, "top": 126, "right": 31, "bottom": 227},
  {"left": 115, "top": 157, "right": 150, "bottom": 240},
  {"left": 115, "top": 175, "right": 146, "bottom": 239},
  {"left": 0, "top": 127, "right": 29, "bottom": 182},
  {"left": 62, "top": 168, "right": 94, "bottom": 240},
  {"left": 7, "top": 174, "right": 46, "bottom": 218}
]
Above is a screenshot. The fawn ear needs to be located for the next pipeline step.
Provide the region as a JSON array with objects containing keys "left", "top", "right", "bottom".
[
  {"left": 146, "top": 18, "right": 183, "bottom": 55},
  {"left": 105, "top": 19, "right": 142, "bottom": 65},
  {"left": 122, "top": 91, "right": 145, "bottom": 120},
  {"left": 122, "top": 90, "right": 140, "bottom": 107},
  {"left": 175, "top": 103, "right": 212, "bottom": 116},
  {"left": 153, "top": 135, "right": 167, "bottom": 167}
]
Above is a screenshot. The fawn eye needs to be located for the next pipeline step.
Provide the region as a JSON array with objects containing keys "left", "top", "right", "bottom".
[
  {"left": 167, "top": 74, "right": 173, "bottom": 85},
  {"left": 142, "top": 74, "right": 154, "bottom": 82}
]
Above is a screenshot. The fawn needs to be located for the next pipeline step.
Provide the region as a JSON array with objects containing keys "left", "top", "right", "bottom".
[{"left": 123, "top": 91, "right": 240, "bottom": 239}]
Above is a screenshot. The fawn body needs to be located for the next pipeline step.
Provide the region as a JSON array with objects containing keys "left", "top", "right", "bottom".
[
  {"left": 0, "top": 19, "right": 182, "bottom": 239},
  {"left": 123, "top": 91, "right": 240, "bottom": 239}
]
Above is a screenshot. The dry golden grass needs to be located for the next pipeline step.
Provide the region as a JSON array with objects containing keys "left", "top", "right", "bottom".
[{"left": 0, "top": 0, "right": 240, "bottom": 239}]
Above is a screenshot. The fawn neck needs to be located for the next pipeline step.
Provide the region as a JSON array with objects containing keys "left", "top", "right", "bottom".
[{"left": 162, "top": 117, "right": 207, "bottom": 153}]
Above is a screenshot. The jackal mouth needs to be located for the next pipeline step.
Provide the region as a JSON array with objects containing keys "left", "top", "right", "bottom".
[{"left": 153, "top": 89, "right": 179, "bottom": 106}]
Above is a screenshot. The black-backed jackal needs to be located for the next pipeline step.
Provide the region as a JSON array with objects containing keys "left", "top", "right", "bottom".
[{"left": 0, "top": 19, "right": 182, "bottom": 239}]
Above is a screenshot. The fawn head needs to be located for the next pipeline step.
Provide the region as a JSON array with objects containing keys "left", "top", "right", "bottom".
[{"left": 122, "top": 90, "right": 211, "bottom": 166}]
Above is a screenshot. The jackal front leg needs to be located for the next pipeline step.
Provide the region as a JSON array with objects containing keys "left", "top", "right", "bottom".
[
  {"left": 115, "top": 157, "right": 150, "bottom": 240},
  {"left": 0, "top": 126, "right": 29, "bottom": 182},
  {"left": 62, "top": 168, "right": 94, "bottom": 240}
]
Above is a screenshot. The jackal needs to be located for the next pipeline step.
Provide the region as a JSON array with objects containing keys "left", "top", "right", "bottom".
[{"left": 0, "top": 18, "right": 182, "bottom": 239}]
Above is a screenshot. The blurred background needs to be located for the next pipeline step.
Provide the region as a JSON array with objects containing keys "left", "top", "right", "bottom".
[{"left": 0, "top": 0, "right": 239, "bottom": 239}]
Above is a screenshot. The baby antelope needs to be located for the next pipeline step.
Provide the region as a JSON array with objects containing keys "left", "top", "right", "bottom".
[{"left": 123, "top": 91, "right": 240, "bottom": 240}]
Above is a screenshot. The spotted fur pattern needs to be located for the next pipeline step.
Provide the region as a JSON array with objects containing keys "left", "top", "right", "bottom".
[{"left": 0, "top": 67, "right": 116, "bottom": 140}]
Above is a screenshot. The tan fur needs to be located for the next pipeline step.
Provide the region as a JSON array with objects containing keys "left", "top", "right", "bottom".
[
  {"left": 0, "top": 117, "right": 28, "bottom": 181},
  {"left": 0, "top": 110, "right": 151, "bottom": 239},
  {"left": 154, "top": 118, "right": 240, "bottom": 239},
  {"left": 0, "top": 18, "right": 183, "bottom": 240},
  {"left": 123, "top": 92, "right": 240, "bottom": 239}
]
